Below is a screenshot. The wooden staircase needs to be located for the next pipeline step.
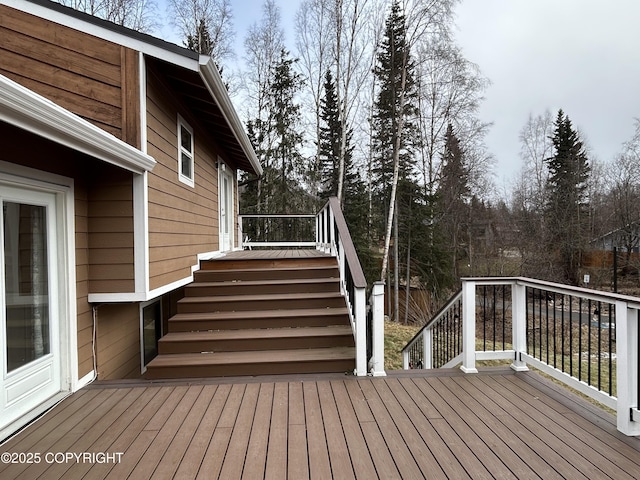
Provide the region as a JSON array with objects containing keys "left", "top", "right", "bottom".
[{"left": 145, "top": 253, "right": 356, "bottom": 379}]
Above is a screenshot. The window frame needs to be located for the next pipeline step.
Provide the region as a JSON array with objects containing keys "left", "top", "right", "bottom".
[
  {"left": 140, "top": 299, "right": 162, "bottom": 372},
  {"left": 177, "top": 115, "right": 195, "bottom": 187}
]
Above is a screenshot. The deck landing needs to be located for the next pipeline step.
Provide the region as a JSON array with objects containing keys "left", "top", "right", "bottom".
[{"left": 1, "top": 368, "right": 638, "bottom": 479}]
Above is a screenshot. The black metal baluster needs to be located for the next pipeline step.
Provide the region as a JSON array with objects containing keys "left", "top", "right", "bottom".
[{"left": 579, "top": 297, "right": 583, "bottom": 382}]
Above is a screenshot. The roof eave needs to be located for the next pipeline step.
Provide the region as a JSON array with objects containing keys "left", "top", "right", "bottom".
[{"left": 199, "top": 58, "right": 263, "bottom": 176}]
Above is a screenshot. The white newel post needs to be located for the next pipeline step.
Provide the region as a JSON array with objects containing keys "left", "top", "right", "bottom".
[
  {"left": 369, "top": 282, "right": 386, "bottom": 376},
  {"left": 423, "top": 328, "right": 432, "bottom": 369},
  {"left": 461, "top": 280, "right": 478, "bottom": 373},
  {"left": 511, "top": 282, "right": 529, "bottom": 372},
  {"left": 616, "top": 302, "right": 640, "bottom": 436},
  {"left": 355, "top": 286, "right": 367, "bottom": 376}
]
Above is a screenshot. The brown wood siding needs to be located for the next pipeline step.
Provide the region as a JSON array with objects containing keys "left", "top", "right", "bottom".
[
  {"left": 146, "top": 70, "right": 222, "bottom": 290},
  {"left": 0, "top": 5, "right": 139, "bottom": 146},
  {"left": 87, "top": 164, "right": 135, "bottom": 293},
  {"left": 95, "top": 303, "right": 141, "bottom": 379}
]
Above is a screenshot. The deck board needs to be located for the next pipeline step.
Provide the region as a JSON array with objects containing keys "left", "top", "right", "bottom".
[{"left": 1, "top": 368, "right": 639, "bottom": 480}]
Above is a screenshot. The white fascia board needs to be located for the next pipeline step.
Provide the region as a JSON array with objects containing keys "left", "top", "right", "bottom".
[
  {"left": 199, "top": 58, "right": 263, "bottom": 176},
  {"left": 0, "top": 74, "right": 155, "bottom": 174},
  {"left": 3, "top": 0, "right": 198, "bottom": 71}
]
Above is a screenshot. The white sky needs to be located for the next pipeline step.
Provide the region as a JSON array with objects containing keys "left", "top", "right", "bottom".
[
  {"left": 159, "top": 0, "right": 640, "bottom": 190},
  {"left": 454, "top": 0, "right": 640, "bottom": 189}
]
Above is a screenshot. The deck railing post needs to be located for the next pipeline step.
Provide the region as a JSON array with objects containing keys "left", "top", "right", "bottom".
[
  {"left": 615, "top": 301, "right": 640, "bottom": 436},
  {"left": 511, "top": 281, "right": 529, "bottom": 372},
  {"left": 423, "top": 328, "right": 432, "bottom": 369},
  {"left": 369, "top": 281, "right": 386, "bottom": 376},
  {"left": 461, "top": 279, "right": 478, "bottom": 373},
  {"left": 355, "top": 286, "right": 367, "bottom": 376}
]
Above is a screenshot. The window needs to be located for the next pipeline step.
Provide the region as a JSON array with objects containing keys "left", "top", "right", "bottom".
[
  {"left": 141, "top": 300, "right": 162, "bottom": 369},
  {"left": 178, "top": 116, "right": 194, "bottom": 187}
]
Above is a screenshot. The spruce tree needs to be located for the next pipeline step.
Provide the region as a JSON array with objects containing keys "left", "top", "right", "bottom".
[
  {"left": 545, "top": 109, "right": 590, "bottom": 284},
  {"left": 436, "top": 124, "right": 471, "bottom": 285}
]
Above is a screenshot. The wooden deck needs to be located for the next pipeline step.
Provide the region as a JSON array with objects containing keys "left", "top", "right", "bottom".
[
  {"left": 1, "top": 368, "right": 639, "bottom": 479},
  {"left": 219, "top": 249, "right": 330, "bottom": 260}
]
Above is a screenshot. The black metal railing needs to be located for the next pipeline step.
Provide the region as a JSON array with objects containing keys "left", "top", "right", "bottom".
[{"left": 526, "top": 287, "right": 616, "bottom": 397}]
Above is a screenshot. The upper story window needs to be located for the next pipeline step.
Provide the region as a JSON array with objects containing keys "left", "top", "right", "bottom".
[{"left": 178, "top": 115, "right": 194, "bottom": 187}]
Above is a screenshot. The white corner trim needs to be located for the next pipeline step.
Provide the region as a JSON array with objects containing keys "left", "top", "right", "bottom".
[
  {"left": 198, "top": 59, "right": 262, "bottom": 176},
  {"left": 0, "top": 74, "right": 156, "bottom": 174},
  {"left": 74, "top": 370, "right": 96, "bottom": 391}
]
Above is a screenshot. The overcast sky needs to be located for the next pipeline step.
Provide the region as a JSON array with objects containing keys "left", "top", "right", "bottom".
[
  {"left": 162, "top": 0, "right": 640, "bottom": 190},
  {"left": 454, "top": 0, "right": 640, "bottom": 189}
]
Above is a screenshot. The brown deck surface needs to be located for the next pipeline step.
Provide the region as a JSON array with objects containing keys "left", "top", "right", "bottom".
[
  {"left": 1, "top": 368, "right": 639, "bottom": 479},
  {"left": 220, "top": 249, "right": 330, "bottom": 260}
]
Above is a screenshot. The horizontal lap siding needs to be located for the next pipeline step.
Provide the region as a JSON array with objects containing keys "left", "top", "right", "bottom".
[
  {"left": 146, "top": 72, "right": 220, "bottom": 291},
  {"left": 95, "top": 303, "right": 141, "bottom": 379},
  {"left": 0, "top": 5, "right": 126, "bottom": 139},
  {"left": 87, "top": 165, "right": 135, "bottom": 293}
]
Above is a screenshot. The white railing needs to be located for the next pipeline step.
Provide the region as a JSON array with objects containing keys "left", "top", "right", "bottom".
[
  {"left": 402, "top": 277, "right": 639, "bottom": 436},
  {"left": 239, "top": 198, "right": 385, "bottom": 377}
]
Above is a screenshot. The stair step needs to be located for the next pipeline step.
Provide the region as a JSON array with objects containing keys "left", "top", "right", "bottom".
[
  {"left": 200, "top": 256, "right": 337, "bottom": 271},
  {"left": 177, "top": 292, "right": 347, "bottom": 313},
  {"left": 168, "top": 307, "right": 351, "bottom": 332},
  {"left": 144, "top": 346, "right": 356, "bottom": 379},
  {"left": 194, "top": 265, "right": 339, "bottom": 282},
  {"left": 185, "top": 277, "right": 340, "bottom": 297},
  {"left": 158, "top": 326, "right": 355, "bottom": 354}
]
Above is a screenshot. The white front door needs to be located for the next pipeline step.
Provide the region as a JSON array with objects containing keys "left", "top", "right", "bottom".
[
  {"left": 0, "top": 186, "right": 61, "bottom": 434},
  {"left": 219, "top": 166, "right": 234, "bottom": 251}
]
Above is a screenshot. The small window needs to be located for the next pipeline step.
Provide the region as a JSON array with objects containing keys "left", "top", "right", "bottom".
[
  {"left": 178, "top": 116, "right": 194, "bottom": 187},
  {"left": 141, "top": 300, "right": 162, "bottom": 370}
]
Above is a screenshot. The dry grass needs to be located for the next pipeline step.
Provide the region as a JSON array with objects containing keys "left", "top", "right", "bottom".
[{"left": 384, "top": 320, "right": 421, "bottom": 371}]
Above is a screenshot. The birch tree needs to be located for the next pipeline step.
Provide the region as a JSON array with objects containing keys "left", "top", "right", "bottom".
[{"left": 55, "top": 0, "right": 159, "bottom": 32}]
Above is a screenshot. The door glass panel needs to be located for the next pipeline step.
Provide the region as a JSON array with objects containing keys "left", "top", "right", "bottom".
[
  {"left": 3, "top": 201, "right": 50, "bottom": 372},
  {"left": 222, "top": 176, "right": 229, "bottom": 235}
]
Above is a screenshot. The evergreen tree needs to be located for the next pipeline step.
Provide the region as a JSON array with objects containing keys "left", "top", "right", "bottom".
[
  {"left": 318, "top": 70, "right": 354, "bottom": 198},
  {"left": 436, "top": 123, "right": 471, "bottom": 285},
  {"left": 186, "top": 18, "right": 213, "bottom": 55},
  {"left": 371, "top": 0, "right": 419, "bottom": 287},
  {"left": 241, "top": 49, "right": 308, "bottom": 216},
  {"left": 545, "top": 109, "right": 590, "bottom": 284},
  {"left": 370, "top": 0, "right": 418, "bottom": 215}
]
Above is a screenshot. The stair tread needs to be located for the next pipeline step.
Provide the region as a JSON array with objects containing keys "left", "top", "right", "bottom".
[
  {"left": 147, "top": 346, "right": 355, "bottom": 367},
  {"left": 160, "top": 325, "right": 353, "bottom": 342},
  {"left": 200, "top": 264, "right": 338, "bottom": 273},
  {"left": 170, "top": 307, "right": 349, "bottom": 322},
  {"left": 178, "top": 291, "right": 345, "bottom": 303},
  {"left": 189, "top": 277, "right": 338, "bottom": 288}
]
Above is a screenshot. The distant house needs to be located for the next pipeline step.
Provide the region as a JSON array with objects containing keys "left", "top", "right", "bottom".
[
  {"left": 0, "top": 0, "right": 261, "bottom": 438},
  {"left": 590, "top": 223, "right": 640, "bottom": 253}
]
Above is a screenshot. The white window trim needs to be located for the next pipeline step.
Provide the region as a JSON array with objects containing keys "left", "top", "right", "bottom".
[
  {"left": 177, "top": 115, "right": 195, "bottom": 187},
  {"left": 0, "top": 164, "right": 78, "bottom": 439}
]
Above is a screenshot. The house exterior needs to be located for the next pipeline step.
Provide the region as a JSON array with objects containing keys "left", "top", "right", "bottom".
[{"left": 0, "top": 0, "right": 261, "bottom": 438}]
